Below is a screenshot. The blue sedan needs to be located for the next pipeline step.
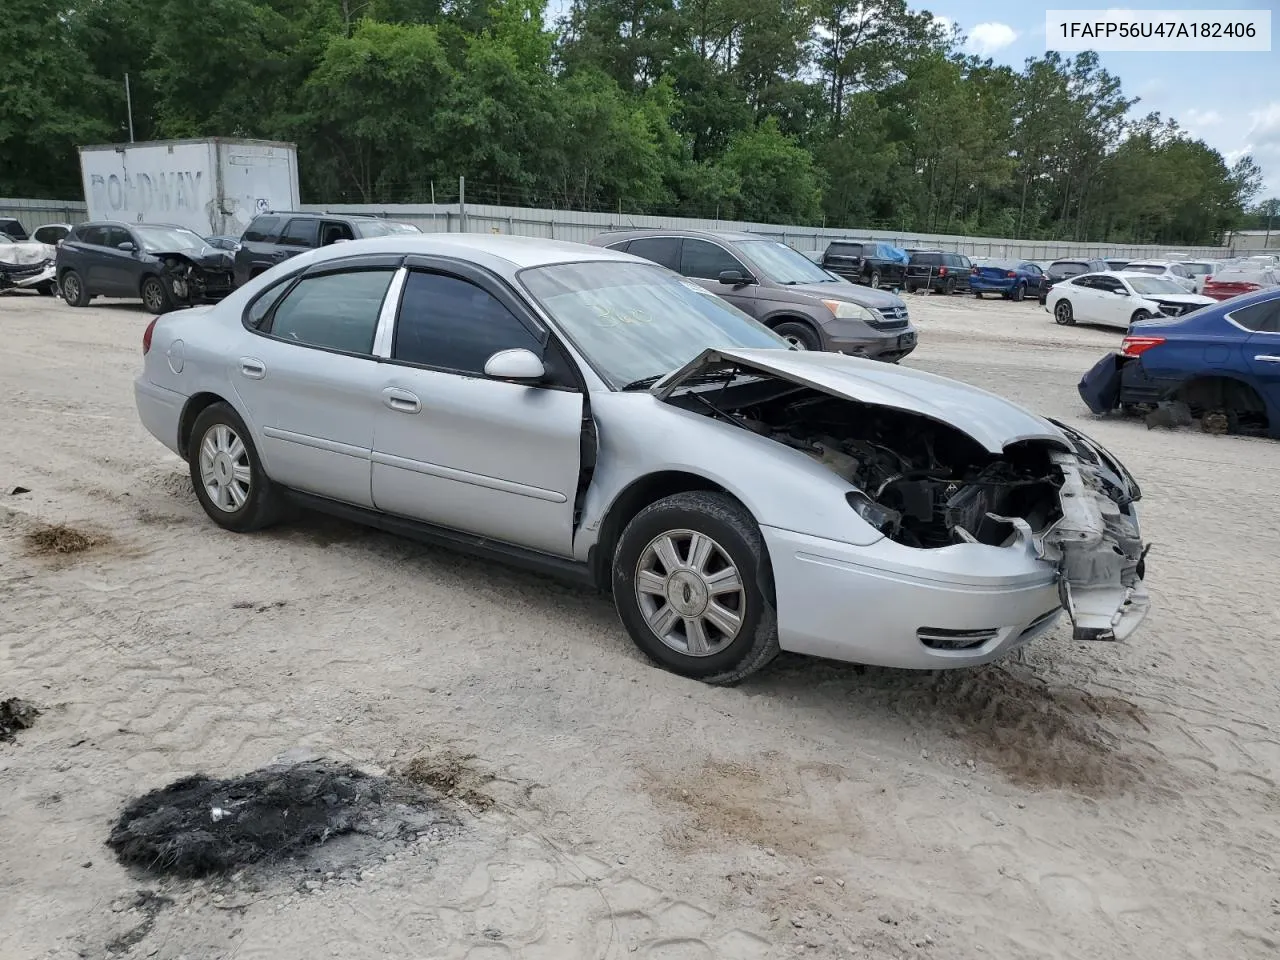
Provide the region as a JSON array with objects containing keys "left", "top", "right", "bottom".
[
  {"left": 970, "top": 259, "right": 1044, "bottom": 301},
  {"left": 1078, "top": 287, "right": 1280, "bottom": 437}
]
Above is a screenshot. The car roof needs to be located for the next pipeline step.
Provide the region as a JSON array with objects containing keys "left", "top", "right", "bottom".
[
  {"left": 254, "top": 210, "right": 381, "bottom": 221},
  {"left": 294, "top": 233, "right": 637, "bottom": 270}
]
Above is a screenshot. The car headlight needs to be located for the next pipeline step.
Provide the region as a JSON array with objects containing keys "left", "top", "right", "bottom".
[
  {"left": 846, "top": 491, "right": 900, "bottom": 536},
  {"left": 821, "top": 299, "right": 880, "bottom": 325}
]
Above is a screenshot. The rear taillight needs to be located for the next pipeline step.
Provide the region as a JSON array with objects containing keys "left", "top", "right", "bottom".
[
  {"left": 1122, "top": 335, "right": 1166, "bottom": 357},
  {"left": 970, "top": 266, "right": 978, "bottom": 275},
  {"left": 1006, "top": 271, "right": 1016, "bottom": 278},
  {"left": 938, "top": 266, "right": 948, "bottom": 277},
  {"left": 142, "top": 318, "right": 159, "bottom": 355}
]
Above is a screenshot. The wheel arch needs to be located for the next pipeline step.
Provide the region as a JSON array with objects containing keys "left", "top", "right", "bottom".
[
  {"left": 1173, "top": 373, "right": 1270, "bottom": 426},
  {"left": 760, "top": 312, "right": 824, "bottom": 345},
  {"left": 178, "top": 391, "right": 239, "bottom": 459},
  {"left": 588, "top": 470, "right": 772, "bottom": 596}
]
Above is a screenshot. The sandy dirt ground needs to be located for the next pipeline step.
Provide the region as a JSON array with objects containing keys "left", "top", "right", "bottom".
[{"left": 1, "top": 288, "right": 1278, "bottom": 960}]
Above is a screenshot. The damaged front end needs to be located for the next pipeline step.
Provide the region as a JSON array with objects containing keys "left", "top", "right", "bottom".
[
  {"left": 157, "top": 251, "right": 234, "bottom": 306},
  {"left": 658, "top": 348, "right": 1151, "bottom": 645}
]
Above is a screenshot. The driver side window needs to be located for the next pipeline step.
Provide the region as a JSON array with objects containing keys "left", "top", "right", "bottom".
[
  {"left": 392, "top": 270, "right": 544, "bottom": 375},
  {"left": 679, "top": 240, "right": 746, "bottom": 280}
]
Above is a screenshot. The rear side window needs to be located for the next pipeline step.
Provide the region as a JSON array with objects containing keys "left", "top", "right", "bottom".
[
  {"left": 33, "top": 225, "right": 68, "bottom": 245},
  {"left": 279, "top": 219, "right": 317, "bottom": 247},
  {"left": 626, "top": 236, "right": 681, "bottom": 271},
  {"left": 266, "top": 269, "right": 394, "bottom": 354},
  {"left": 393, "top": 270, "right": 543, "bottom": 374},
  {"left": 1228, "top": 299, "right": 1280, "bottom": 332},
  {"left": 244, "top": 216, "right": 281, "bottom": 243},
  {"left": 78, "top": 225, "right": 108, "bottom": 245}
]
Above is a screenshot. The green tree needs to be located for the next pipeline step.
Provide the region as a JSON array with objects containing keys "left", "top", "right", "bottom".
[{"left": 721, "top": 117, "right": 821, "bottom": 223}]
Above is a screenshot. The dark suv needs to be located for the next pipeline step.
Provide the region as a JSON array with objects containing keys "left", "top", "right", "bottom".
[
  {"left": 232, "top": 212, "right": 420, "bottom": 287},
  {"left": 56, "top": 221, "right": 235, "bottom": 313},
  {"left": 904, "top": 250, "right": 972, "bottom": 294},
  {"left": 1038, "top": 257, "right": 1109, "bottom": 304},
  {"left": 821, "top": 240, "right": 908, "bottom": 289}
]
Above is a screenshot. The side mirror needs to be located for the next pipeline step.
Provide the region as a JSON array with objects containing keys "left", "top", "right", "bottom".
[
  {"left": 117, "top": 241, "right": 136, "bottom": 252},
  {"left": 484, "top": 348, "right": 545, "bottom": 384},
  {"left": 718, "top": 269, "right": 752, "bottom": 285}
]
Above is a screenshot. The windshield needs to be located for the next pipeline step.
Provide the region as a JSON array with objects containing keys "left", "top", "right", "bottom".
[
  {"left": 520, "top": 261, "right": 787, "bottom": 388},
  {"left": 134, "top": 226, "right": 207, "bottom": 252},
  {"left": 1125, "top": 264, "right": 1165, "bottom": 275},
  {"left": 357, "top": 220, "right": 419, "bottom": 237},
  {"left": 736, "top": 240, "right": 836, "bottom": 285},
  {"left": 1128, "top": 276, "right": 1186, "bottom": 295}
]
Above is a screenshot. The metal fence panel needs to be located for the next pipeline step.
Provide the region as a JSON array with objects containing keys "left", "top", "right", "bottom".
[
  {"left": 2, "top": 195, "right": 1271, "bottom": 260},
  {"left": 0, "top": 198, "right": 89, "bottom": 229}
]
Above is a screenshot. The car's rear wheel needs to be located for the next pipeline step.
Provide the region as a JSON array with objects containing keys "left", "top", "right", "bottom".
[
  {"left": 1053, "top": 300, "right": 1075, "bottom": 325},
  {"left": 141, "top": 275, "right": 172, "bottom": 315},
  {"left": 869, "top": 270, "right": 881, "bottom": 288},
  {"left": 773, "top": 321, "right": 821, "bottom": 351},
  {"left": 1011, "top": 283, "right": 1025, "bottom": 302},
  {"left": 613, "top": 492, "right": 780, "bottom": 685},
  {"left": 944, "top": 277, "right": 956, "bottom": 294},
  {"left": 61, "top": 270, "right": 89, "bottom": 307},
  {"left": 188, "top": 402, "right": 284, "bottom": 532}
]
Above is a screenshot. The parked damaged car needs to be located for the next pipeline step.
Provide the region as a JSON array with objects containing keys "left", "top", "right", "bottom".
[
  {"left": 134, "top": 235, "right": 1150, "bottom": 685},
  {"left": 1078, "top": 287, "right": 1280, "bottom": 437},
  {"left": 0, "top": 232, "right": 57, "bottom": 295},
  {"left": 57, "top": 222, "right": 235, "bottom": 313}
]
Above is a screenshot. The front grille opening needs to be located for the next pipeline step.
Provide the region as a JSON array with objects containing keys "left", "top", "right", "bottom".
[
  {"left": 1016, "top": 608, "right": 1061, "bottom": 640},
  {"left": 917, "top": 627, "right": 999, "bottom": 650}
]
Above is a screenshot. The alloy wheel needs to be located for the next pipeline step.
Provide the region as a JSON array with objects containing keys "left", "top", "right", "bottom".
[
  {"left": 198, "top": 423, "right": 252, "bottom": 512},
  {"left": 635, "top": 529, "right": 746, "bottom": 657}
]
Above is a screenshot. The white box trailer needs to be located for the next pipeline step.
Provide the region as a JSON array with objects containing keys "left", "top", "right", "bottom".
[{"left": 79, "top": 138, "right": 301, "bottom": 239}]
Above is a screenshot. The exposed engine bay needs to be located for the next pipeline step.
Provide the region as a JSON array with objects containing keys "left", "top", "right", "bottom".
[
  {"left": 158, "top": 252, "right": 234, "bottom": 305},
  {"left": 669, "top": 374, "right": 1149, "bottom": 641}
]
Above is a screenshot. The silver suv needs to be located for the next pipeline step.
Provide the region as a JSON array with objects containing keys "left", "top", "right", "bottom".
[{"left": 590, "top": 229, "right": 917, "bottom": 362}]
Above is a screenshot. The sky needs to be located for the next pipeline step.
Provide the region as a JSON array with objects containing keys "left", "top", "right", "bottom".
[{"left": 927, "top": 0, "right": 1280, "bottom": 197}]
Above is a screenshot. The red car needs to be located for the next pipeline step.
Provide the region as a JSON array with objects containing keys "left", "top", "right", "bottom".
[{"left": 1202, "top": 266, "right": 1280, "bottom": 301}]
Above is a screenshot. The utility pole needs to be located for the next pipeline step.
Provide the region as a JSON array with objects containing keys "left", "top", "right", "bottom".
[{"left": 125, "top": 73, "right": 135, "bottom": 142}]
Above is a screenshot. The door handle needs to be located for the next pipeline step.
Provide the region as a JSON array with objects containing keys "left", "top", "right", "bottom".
[
  {"left": 382, "top": 387, "right": 421, "bottom": 414},
  {"left": 240, "top": 358, "right": 266, "bottom": 379},
  {"left": 1255, "top": 355, "right": 1280, "bottom": 363}
]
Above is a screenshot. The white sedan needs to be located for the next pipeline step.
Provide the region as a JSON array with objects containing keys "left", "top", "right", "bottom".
[{"left": 1046, "top": 271, "right": 1215, "bottom": 329}]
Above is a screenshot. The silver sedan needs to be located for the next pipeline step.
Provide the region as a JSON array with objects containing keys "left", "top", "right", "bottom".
[{"left": 134, "top": 234, "right": 1151, "bottom": 683}]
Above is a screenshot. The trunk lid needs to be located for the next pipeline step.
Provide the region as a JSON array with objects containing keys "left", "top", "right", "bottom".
[{"left": 653, "top": 347, "right": 1070, "bottom": 454}]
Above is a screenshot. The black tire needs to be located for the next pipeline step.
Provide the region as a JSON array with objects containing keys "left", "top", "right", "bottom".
[
  {"left": 1053, "top": 299, "right": 1075, "bottom": 325},
  {"left": 188, "top": 402, "right": 284, "bottom": 532},
  {"left": 612, "top": 491, "right": 780, "bottom": 685},
  {"left": 1011, "top": 283, "right": 1025, "bottom": 302},
  {"left": 37, "top": 281, "right": 56, "bottom": 296},
  {"left": 1130, "top": 309, "right": 1153, "bottom": 330},
  {"left": 61, "top": 269, "right": 89, "bottom": 307},
  {"left": 773, "top": 321, "right": 822, "bottom": 351},
  {"left": 974, "top": 290, "right": 983, "bottom": 299},
  {"left": 944, "top": 277, "right": 956, "bottom": 295},
  {"left": 869, "top": 270, "right": 881, "bottom": 288},
  {"left": 141, "top": 274, "right": 172, "bottom": 315}
]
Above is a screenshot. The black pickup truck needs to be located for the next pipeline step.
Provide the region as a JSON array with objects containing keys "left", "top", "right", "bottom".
[{"left": 821, "top": 241, "right": 908, "bottom": 289}]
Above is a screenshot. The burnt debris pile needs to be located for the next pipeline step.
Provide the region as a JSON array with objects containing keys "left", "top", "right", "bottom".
[
  {"left": 0, "top": 697, "right": 40, "bottom": 742},
  {"left": 107, "top": 760, "right": 446, "bottom": 878}
]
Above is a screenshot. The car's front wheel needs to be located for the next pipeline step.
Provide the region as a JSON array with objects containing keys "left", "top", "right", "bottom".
[
  {"left": 773, "top": 321, "right": 821, "bottom": 351},
  {"left": 1130, "top": 309, "right": 1154, "bottom": 329},
  {"left": 1053, "top": 299, "right": 1075, "bottom": 325},
  {"left": 613, "top": 492, "right": 779, "bottom": 685},
  {"left": 141, "top": 275, "right": 172, "bottom": 315},
  {"left": 61, "top": 270, "right": 89, "bottom": 307},
  {"left": 188, "top": 402, "right": 284, "bottom": 532}
]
